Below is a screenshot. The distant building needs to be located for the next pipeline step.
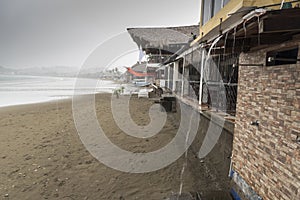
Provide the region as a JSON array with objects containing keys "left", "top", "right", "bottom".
[{"left": 125, "top": 62, "right": 159, "bottom": 85}]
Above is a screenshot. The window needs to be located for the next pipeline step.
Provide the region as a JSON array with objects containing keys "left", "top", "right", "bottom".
[
  {"left": 201, "top": 0, "right": 230, "bottom": 25},
  {"left": 223, "top": 0, "right": 230, "bottom": 7},
  {"left": 214, "top": 0, "right": 223, "bottom": 16},
  {"left": 178, "top": 59, "right": 184, "bottom": 77},
  {"left": 266, "top": 47, "right": 299, "bottom": 66},
  {"left": 202, "top": 0, "right": 212, "bottom": 25}
]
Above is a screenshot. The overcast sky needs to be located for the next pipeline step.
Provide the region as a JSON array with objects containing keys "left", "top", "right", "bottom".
[{"left": 0, "top": 0, "right": 200, "bottom": 68}]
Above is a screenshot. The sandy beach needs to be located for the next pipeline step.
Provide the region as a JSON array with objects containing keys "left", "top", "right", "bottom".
[{"left": 0, "top": 93, "right": 232, "bottom": 200}]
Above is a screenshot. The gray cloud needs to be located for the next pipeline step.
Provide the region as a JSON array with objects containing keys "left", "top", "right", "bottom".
[{"left": 0, "top": 0, "right": 199, "bottom": 68}]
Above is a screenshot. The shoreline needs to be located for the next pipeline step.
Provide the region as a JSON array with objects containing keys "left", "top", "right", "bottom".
[
  {"left": 0, "top": 96, "right": 71, "bottom": 109},
  {"left": 0, "top": 88, "right": 129, "bottom": 109},
  {"left": 0, "top": 74, "right": 126, "bottom": 109}
]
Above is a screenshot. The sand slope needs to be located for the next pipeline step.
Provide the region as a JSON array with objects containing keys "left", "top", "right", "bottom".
[{"left": 0, "top": 94, "right": 231, "bottom": 200}]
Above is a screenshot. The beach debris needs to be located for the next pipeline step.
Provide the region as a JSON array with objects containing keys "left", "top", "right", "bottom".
[
  {"left": 58, "top": 180, "right": 65, "bottom": 187},
  {"left": 18, "top": 172, "right": 26, "bottom": 177},
  {"left": 4, "top": 193, "right": 9, "bottom": 198},
  {"left": 113, "top": 89, "right": 121, "bottom": 98},
  {"left": 9, "top": 168, "right": 20, "bottom": 176},
  {"left": 24, "top": 154, "right": 33, "bottom": 160},
  {"left": 85, "top": 160, "right": 93, "bottom": 164}
]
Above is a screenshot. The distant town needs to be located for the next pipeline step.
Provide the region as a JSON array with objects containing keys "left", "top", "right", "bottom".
[{"left": 0, "top": 65, "right": 124, "bottom": 79}]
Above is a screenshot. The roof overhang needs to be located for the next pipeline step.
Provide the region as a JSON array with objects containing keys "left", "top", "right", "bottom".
[
  {"left": 193, "top": 8, "right": 300, "bottom": 53},
  {"left": 127, "top": 26, "right": 199, "bottom": 54},
  {"left": 165, "top": 8, "right": 300, "bottom": 66}
]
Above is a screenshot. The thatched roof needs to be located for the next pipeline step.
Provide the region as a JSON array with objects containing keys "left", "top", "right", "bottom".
[
  {"left": 168, "top": 25, "right": 199, "bottom": 36},
  {"left": 127, "top": 25, "right": 199, "bottom": 49}
]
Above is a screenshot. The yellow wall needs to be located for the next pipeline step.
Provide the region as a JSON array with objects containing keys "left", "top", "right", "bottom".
[{"left": 194, "top": 0, "right": 287, "bottom": 44}]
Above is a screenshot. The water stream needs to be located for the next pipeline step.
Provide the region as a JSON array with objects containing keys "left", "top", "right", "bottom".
[
  {"left": 177, "top": 118, "right": 192, "bottom": 199},
  {"left": 232, "top": 27, "right": 237, "bottom": 54}
]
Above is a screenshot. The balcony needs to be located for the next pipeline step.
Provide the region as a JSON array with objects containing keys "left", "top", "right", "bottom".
[{"left": 195, "top": 0, "right": 287, "bottom": 44}]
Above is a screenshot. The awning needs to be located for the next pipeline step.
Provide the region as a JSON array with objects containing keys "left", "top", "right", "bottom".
[{"left": 126, "top": 67, "right": 155, "bottom": 77}]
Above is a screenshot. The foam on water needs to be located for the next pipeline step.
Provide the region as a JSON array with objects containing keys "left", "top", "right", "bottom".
[{"left": 0, "top": 75, "right": 121, "bottom": 108}]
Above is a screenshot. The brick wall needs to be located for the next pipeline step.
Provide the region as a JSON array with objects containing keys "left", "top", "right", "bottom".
[{"left": 232, "top": 41, "right": 300, "bottom": 199}]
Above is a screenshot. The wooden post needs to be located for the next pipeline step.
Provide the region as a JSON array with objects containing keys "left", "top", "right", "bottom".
[
  {"left": 173, "top": 62, "right": 178, "bottom": 91},
  {"left": 199, "top": 49, "right": 205, "bottom": 105},
  {"left": 181, "top": 55, "right": 186, "bottom": 97}
]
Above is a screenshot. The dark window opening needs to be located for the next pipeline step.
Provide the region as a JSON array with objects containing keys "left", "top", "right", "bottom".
[
  {"left": 189, "top": 64, "right": 200, "bottom": 81},
  {"left": 178, "top": 59, "right": 184, "bottom": 75},
  {"left": 266, "top": 47, "right": 299, "bottom": 66}
]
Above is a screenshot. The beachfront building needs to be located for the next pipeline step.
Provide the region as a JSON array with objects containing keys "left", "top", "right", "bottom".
[
  {"left": 127, "top": 26, "right": 199, "bottom": 88},
  {"left": 155, "top": 0, "right": 300, "bottom": 199},
  {"left": 164, "top": 1, "right": 300, "bottom": 114},
  {"left": 182, "top": 0, "right": 300, "bottom": 199},
  {"left": 127, "top": 1, "right": 300, "bottom": 199},
  {"left": 124, "top": 62, "right": 157, "bottom": 86}
]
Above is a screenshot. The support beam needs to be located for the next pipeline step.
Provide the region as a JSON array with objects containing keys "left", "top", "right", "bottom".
[
  {"left": 199, "top": 49, "right": 205, "bottom": 105},
  {"left": 260, "top": 17, "right": 300, "bottom": 34},
  {"left": 173, "top": 62, "right": 179, "bottom": 91},
  {"left": 167, "top": 65, "right": 170, "bottom": 89},
  {"left": 181, "top": 57, "right": 186, "bottom": 97}
]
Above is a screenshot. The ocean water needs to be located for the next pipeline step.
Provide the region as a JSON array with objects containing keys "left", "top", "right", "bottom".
[{"left": 0, "top": 74, "right": 122, "bottom": 108}]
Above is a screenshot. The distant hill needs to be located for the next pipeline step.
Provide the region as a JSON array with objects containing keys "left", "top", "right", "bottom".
[
  {"left": 15, "top": 66, "right": 80, "bottom": 77},
  {"left": 0, "top": 65, "right": 125, "bottom": 79},
  {"left": 0, "top": 66, "right": 15, "bottom": 74},
  {"left": 0, "top": 66, "right": 80, "bottom": 77}
]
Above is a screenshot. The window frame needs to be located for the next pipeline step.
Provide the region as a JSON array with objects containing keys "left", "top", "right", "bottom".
[{"left": 201, "top": 0, "right": 230, "bottom": 26}]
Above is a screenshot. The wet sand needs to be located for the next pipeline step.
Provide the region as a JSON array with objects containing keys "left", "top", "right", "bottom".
[{"left": 0, "top": 93, "right": 232, "bottom": 200}]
